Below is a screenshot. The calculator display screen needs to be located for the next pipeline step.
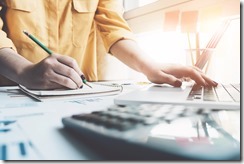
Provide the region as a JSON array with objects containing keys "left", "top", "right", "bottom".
[{"left": 144, "top": 110, "right": 240, "bottom": 159}]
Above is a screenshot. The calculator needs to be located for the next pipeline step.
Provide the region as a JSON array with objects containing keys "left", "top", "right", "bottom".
[{"left": 62, "top": 104, "right": 240, "bottom": 160}]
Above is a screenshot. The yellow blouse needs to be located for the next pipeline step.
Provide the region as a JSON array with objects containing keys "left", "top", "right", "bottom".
[{"left": 0, "top": 0, "right": 134, "bottom": 83}]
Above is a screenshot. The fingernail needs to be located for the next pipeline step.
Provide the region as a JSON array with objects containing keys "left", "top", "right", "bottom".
[
  {"left": 174, "top": 80, "right": 182, "bottom": 87},
  {"left": 213, "top": 81, "right": 218, "bottom": 86}
]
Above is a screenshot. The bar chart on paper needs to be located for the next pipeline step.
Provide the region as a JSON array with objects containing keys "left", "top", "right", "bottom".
[{"left": 0, "top": 119, "right": 42, "bottom": 160}]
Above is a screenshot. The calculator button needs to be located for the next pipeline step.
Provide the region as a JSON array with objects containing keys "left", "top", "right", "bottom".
[
  {"left": 142, "top": 118, "right": 159, "bottom": 125},
  {"left": 106, "top": 120, "right": 135, "bottom": 131},
  {"left": 73, "top": 114, "right": 106, "bottom": 125}
]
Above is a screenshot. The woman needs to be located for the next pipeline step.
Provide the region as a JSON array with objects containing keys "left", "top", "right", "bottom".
[{"left": 0, "top": 0, "right": 217, "bottom": 89}]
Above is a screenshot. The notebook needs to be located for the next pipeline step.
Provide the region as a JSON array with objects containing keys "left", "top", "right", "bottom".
[{"left": 19, "top": 83, "right": 122, "bottom": 102}]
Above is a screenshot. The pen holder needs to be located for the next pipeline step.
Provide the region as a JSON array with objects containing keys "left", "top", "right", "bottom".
[{"left": 185, "top": 48, "right": 216, "bottom": 73}]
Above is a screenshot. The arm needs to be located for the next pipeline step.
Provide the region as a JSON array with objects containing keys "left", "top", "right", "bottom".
[
  {"left": 0, "top": 5, "right": 84, "bottom": 89},
  {"left": 0, "top": 48, "right": 84, "bottom": 89},
  {"left": 0, "top": 5, "right": 85, "bottom": 89},
  {"left": 95, "top": 0, "right": 217, "bottom": 87},
  {"left": 110, "top": 40, "right": 218, "bottom": 87},
  {"left": 0, "top": 48, "right": 32, "bottom": 85}
]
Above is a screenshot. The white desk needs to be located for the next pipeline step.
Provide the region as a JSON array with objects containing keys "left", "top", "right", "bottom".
[
  {"left": 0, "top": 82, "right": 240, "bottom": 160},
  {"left": 0, "top": 82, "right": 147, "bottom": 160}
]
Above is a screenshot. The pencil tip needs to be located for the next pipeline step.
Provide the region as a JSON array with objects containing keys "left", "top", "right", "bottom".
[
  {"left": 87, "top": 83, "right": 92, "bottom": 88},
  {"left": 23, "top": 30, "right": 28, "bottom": 35}
]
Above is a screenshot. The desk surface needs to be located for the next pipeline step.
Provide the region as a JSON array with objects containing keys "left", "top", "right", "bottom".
[
  {"left": 0, "top": 81, "right": 148, "bottom": 160},
  {"left": 0, "top": 82, "right": 240, "bottom": 160}
]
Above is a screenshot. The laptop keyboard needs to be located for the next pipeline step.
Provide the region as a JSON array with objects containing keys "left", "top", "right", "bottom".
[{"left": 187, "top": 84, "right": 240, "bottom": 102}]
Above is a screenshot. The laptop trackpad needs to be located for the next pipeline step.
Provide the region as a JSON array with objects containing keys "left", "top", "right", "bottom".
[
  {"left": 142, "top": 84, "right": 191, "bottom": 101},
  {"left": 115, "top": 84, "right": 193, "bottom": 105}
]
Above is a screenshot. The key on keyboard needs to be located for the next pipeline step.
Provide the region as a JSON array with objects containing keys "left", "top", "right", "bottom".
[{"left": 203, "top": 86, "right": 218, "bottom": 101}]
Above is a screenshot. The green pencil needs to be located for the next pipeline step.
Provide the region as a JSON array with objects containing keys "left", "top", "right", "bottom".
[
  {"left": 23, "top": 30, "right": 53, "bottom": 55},
  {"left": 23, "top": 30, "right": 92, "bottom": 88}
]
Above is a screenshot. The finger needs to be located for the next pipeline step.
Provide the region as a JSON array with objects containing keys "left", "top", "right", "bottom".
[
  {"left": 191, "top": 66, "right": 204, "bottom": 73},
  {"left": 54, "top": 54, "right": 82, "bottom": 75},
  {"left": 184, "top": 68, "right": 207, "bottom": 86},
  {"left": 44, "top": 81, "right": 66, "bottom": 90},
  {"left": 200, "top": 73, "right": 218, "bottom": 87},
  {"left": 184, "top": 67, "right": 218, "bottom": 86},
  {"left": 49, "top": 69, "right": 79, "bottom": 89},
  {"left": 181, "top": 77, "right": 191, "bottom": 82},
  {"left": 54, "top": 62, "right": 83, "bottom": 88},
  {"left": 48, "top": 58, "right": 82, "bottom": 88},
  {"left": 37, "top": 66, "right": 78, "bottom": 89},
  {"left": 159, "top": 72, "right": 182, "bottom": 87}
]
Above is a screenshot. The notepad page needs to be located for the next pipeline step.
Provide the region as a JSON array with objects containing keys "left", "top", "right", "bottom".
[{"left": 19, "top": 83, "right": 122, "bottom": 96}]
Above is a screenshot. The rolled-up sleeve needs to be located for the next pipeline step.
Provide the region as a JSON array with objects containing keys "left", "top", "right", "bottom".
[
  {"left": 0, "top": 6, "right": 16, "bottom": 51},
  {"left": 0, "top": 7, "right": 17, "bottom": 51},
  {"left": 95, "top": 0, "right": 136, "bottom": 53}
]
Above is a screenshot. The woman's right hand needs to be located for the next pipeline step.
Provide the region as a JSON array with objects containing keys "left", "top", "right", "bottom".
[{"left": 21, "top": 53, "right": 83, "bottom": 90}]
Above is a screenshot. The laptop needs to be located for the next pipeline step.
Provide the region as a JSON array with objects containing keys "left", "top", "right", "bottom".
[
  {"left": 115, "top": 18, "right": 240, "bottom": 110},
  {"left": 114, "top": 82, "right": 240, "bottom": 110}
]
